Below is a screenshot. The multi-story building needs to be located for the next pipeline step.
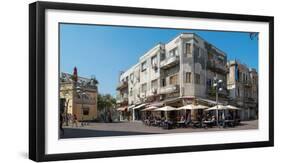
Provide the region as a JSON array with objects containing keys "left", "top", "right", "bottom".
[
  {"left": 60, "top": 68, "right": 98, "bottom": 121},
  {"left": 116, "top": 33, "right": 228, "bottom": 121},
  {"left": 227, "top": 60, "right": 258, "bottom": 120}
]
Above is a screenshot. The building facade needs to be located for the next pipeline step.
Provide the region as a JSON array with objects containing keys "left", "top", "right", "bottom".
[
  {"left": 60, "top": 70, "right": 98, "bottom": 121},
  {"left": 227, "top": 60, "right": 258, "bottom": 120},
  {"left": 116, "top": 33, "right": 230, "bottom": 121}
]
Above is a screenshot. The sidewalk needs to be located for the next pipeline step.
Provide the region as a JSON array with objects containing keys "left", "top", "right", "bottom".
[{"left": 61, "top": 120, "right": 258, "bottom": 138}]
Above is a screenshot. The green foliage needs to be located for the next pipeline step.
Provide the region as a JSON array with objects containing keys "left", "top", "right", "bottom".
[
  {"left": 97, "top": 94, "right": 117, "bottom": 111},
  {"left": 208, "top": 87, "right": 216, "bottom": 96}
]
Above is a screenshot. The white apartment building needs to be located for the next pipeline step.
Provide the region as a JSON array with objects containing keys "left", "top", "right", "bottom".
[{"left": 117, "top": 33, "right": 229, "bottom": 121}]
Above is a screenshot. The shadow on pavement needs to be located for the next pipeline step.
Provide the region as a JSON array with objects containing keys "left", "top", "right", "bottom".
[{"left": 60, "top": 128, "right": 157, "bottom": 139}]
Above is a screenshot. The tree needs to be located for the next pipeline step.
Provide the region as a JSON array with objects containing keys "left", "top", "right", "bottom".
[
  {"left": 90, "top": 76, "right": 99, "bottom": 86},
  {"left": 97, "top": 94, "right": 117, "bottom": 122}
]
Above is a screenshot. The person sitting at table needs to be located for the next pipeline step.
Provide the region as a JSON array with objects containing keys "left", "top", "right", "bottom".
[
  {"left": 211, "top": 115, "right": 216, "bottom": 121},
  {"left": 210, "top": 115, "right": 216, "bottom": 126},
  {"left": 180, "top": 115, "right": 185, "bottom": 122}
]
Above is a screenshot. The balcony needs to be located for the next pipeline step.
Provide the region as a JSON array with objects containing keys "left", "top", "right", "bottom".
[
  {"left": 160, "top": 55, "right": 179, "bottom": 69},
  {"left": 207, "top": 61, "right": 227, "bottom": 74},
  {"left": 116, "top": 81, "right": 128, "bottom": 90},
  {"left": 160, "top": 84, "right": 180, "bottom": 94},
  {"left": 116, "top": 94, "right": 128, "bottom": 104},
  {"left": 242, "top": 80, "right": 252, "bottom": 87}
]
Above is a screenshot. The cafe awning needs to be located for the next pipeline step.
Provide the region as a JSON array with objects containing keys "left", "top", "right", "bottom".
[
  {"left": 153, "top": 106, "right": 176, "bottom": 111},
  {"left": 133, "top": 103, "right": 147, "bottom": 110},
  {"left": 141, "top": 106, "right": 158, "bottom": 111},
  {"left": 127, "top": 105, "right": 135, "bottom": 111},
  {"left": 116, "top": 106, "right": 127, "bottom": 111},
  {"left": 176, "top": 104, "right": 208, "bottom": 110}
]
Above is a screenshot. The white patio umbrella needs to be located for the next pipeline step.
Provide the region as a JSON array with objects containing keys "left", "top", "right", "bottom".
[
  {"left": 204, "top": 104, "right": 227, "bottom": 126},
  {"left": 175, "top": 104, "right": 208, "bottom": 122},
  {"left": 153, "top": 106, "right": 176, "bottom": 120},
  {"left": 141, "top": 106, "right": 158, "bottom": 111},
  {"left": 225, "top": 105, "right": 241, "bottom": 110},
  {"left": 154, "top": 106, "right": 176, "bottom": 111},
  {"left": 205, "top": 105, "right": 241, "bottom": 125},
  {"left": 225, "top": 105, "right": 241, "bottom": 122},
  {"left": 176, "top": 104, "right": 208, "bottom": 110},
  {"left": 205, "top": 104, "right": 227, "bottom": 111}
]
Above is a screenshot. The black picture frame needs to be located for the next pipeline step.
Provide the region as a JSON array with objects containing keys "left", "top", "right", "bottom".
[{"left": 29, "top": 1, "right": 274, "bottom": 162}]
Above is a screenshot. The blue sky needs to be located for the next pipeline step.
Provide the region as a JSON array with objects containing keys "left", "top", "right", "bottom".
[{"left": 60, "top": 23, "right": 258, "bottom": 96}]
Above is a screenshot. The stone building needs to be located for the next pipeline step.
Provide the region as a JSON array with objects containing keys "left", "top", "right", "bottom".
[
  {"left": 116, "top": 33, "right": 228, "bottom": 121},
  {"left": 60, "top": 68, "right": 98, "bottom": 121},
  {"left": 227, "top": 60, "right": 258, "bottom": 120}
]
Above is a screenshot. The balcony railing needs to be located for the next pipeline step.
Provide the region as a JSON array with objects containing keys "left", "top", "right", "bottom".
[
  {"left": 241, "top": 80, "right": 252, "bottom": 87},
  {"left": 116, "top": 94, "right": 128, "bottom": 103},
  {"left": 160, "top": 55, "right": 179, "bottom": 69},
  {"left": 116, "top": 81, "right": 128, "bottom": 90},
  {"left": 207, "top": 61, "right": 227, "bottom": 73},
  {"left": 160, "top": 84, "right": 180, "bottom": 94}
]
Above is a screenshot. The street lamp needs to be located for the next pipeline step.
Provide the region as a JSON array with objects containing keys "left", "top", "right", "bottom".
[
  {"left": 213, "top": 76, "right": 223, "bottom": 126},
  {"left": 76, "top": 86, "right": 86, "bottom": 127}
]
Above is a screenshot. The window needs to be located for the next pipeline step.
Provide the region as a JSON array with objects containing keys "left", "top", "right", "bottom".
[
  {"left": 141, "top": 61, "right": 147, "bottom": 71},
  {"left": 151, "top": 79, "right": 158, "bottom": 89},
  {"left": 82, "top": 94, "right": 89, "bottom": 100},
  {"left": 168, "top": 48, "right": 178, "bottom": 58},
  {"left": 195, "top": 73, "right": 200, "bottom": 84},
  {"left": 141, "top": 83, "right": 147, "bottom": 93},
  {"left": 129, "top": 88, "right": 133, "bottom": 96},
  {"left": 161, "top": 78, "right": 166, "bottom": 87},
  {"left": 130, "top": 73, "right": 134, "bottom": 82},
  {"left": 151, "top": 55, "right": 158, "bottom": 66},
  {"left": 185, "top": 72, "right": 192, "bottom": 83},
  {"left": 194, "top": 45, "right": 199, "bottom": 57},
  {"left": 82, "top": 108, "right": 89, "bottom": 115},
  {"left": 160, "top": 52, "right": 166, "bottom": 61},
  {"left": 169, "top": 75, "right": 178, "bottom": 85},
  {"left": 186, "top": 43, "right": 191, "bottom": 54},
  {"left": 237, "top": 88, "right": 240, "bottom": 97}
]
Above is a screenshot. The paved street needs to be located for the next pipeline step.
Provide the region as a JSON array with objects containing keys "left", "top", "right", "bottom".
[{"left": 61, "top": 120, "right": 258, "bottom": 139}]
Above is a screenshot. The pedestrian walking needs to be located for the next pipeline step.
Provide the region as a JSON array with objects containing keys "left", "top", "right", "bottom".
[{"left": 73, "top": 114, "right": 78, "bottom": 127}]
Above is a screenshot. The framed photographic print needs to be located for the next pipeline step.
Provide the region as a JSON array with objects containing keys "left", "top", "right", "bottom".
[{"left": 29, "top": 1, "right": 274, "bottom": 162}]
